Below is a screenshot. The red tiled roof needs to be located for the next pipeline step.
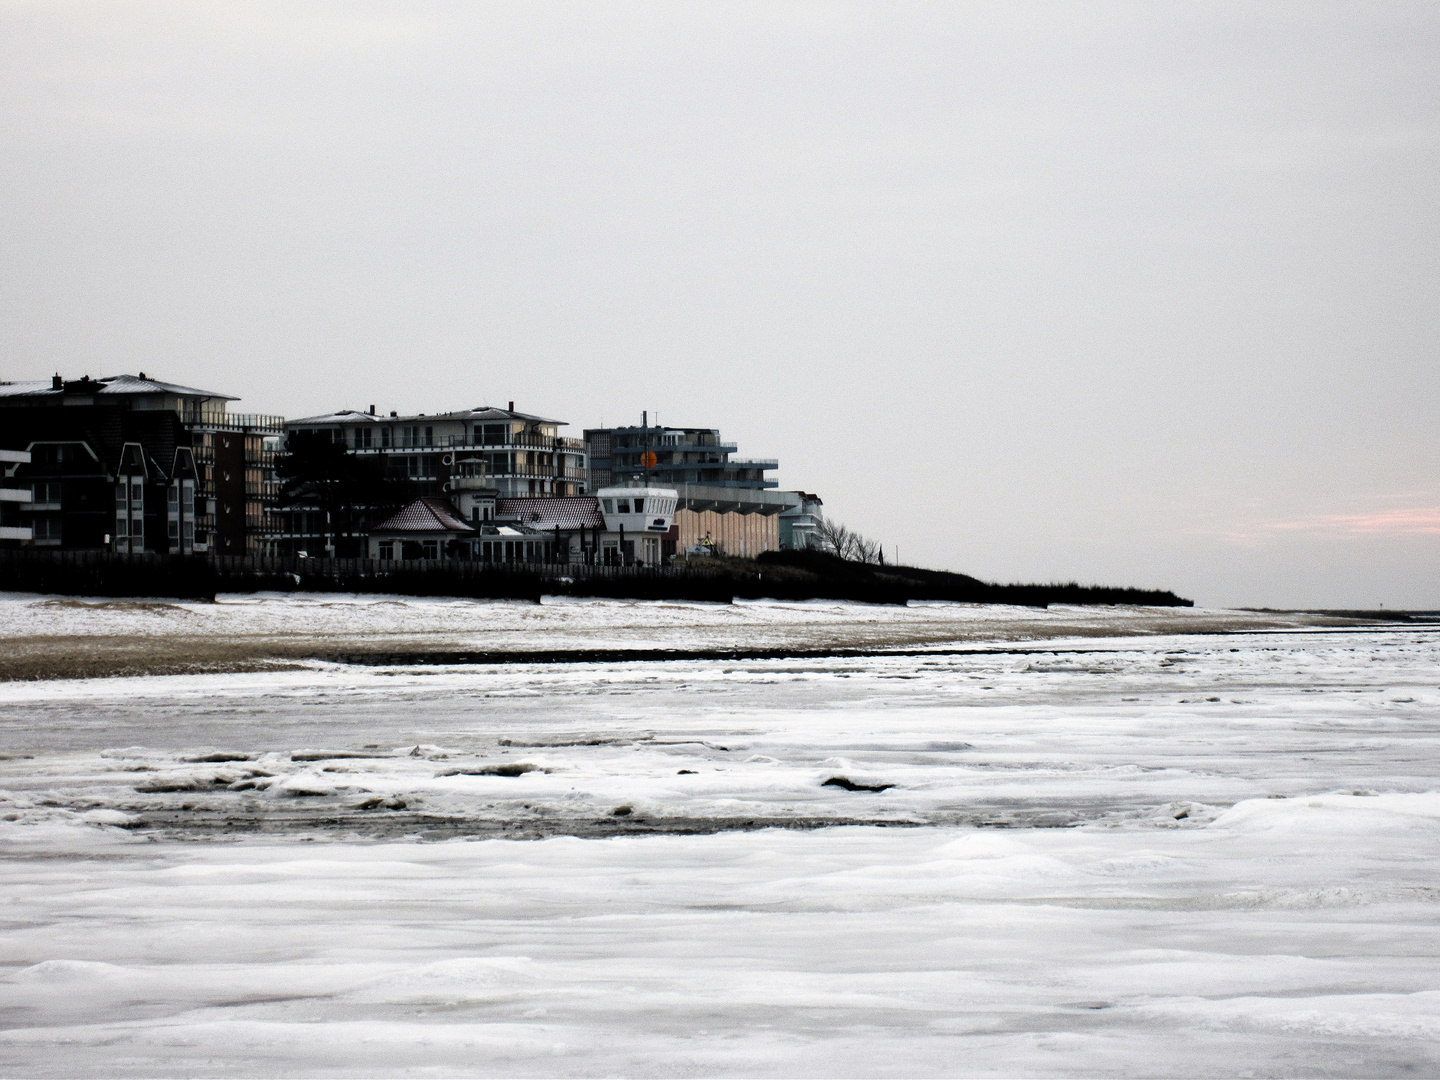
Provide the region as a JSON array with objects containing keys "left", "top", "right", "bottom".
[
  {"left": 374, "top": 497, "right": 475, "bottom": 533},
  {"left": 495, "top": 496, "right": 604, "bottom": 530}
]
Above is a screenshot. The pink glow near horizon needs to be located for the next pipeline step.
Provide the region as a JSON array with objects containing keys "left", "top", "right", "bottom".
[{"left": 1263, "top": 507, "right": 1440, "bottom": 536}]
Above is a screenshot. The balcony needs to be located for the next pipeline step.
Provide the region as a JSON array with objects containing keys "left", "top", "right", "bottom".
[
  {"left": 450, "top": 475, "right": 494, "bottom": 492},
  {"left": 182, "top": 408, "right": 284, "bottom": 434},
  {"left": 447, "top": 432, "right": 584, "bottom": 451},
  {"left": 0, "top": 487, "right": 31, "bottom": 504}
]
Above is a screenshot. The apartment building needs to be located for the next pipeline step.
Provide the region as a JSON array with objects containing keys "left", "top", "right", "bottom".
[
  {"left": 0, "top": 374, "right": 280, "bottom": 554},
  {"left": 0, "top": 449, "right": 31, "bottom": 544},
  {"left": 274, "top": 402, "right": 586, "bottom": 556},
  {"left": 584, "top": 417, "right": 777, "bottom": 490}
]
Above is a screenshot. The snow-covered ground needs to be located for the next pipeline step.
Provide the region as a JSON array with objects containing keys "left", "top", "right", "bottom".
[
  {"left": 0, "top": 592, "right": 1327, "bottom": 646},
  {"left": 0, "top": 592, "right": 1352, "bottom": 682},
  {"left": 1, "top": 600, "right": 1437, "bottom": 1076}
]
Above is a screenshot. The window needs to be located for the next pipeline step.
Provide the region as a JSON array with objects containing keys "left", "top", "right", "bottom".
[
  {"left": 617, "top": 500, "right": 631, "bottom": 513},
  {"left": 481, "top": 424, "right": 507, "bottom": 445},
  {"left": 378, "top": 541, "right": 394, "bottom": 560},
  {"left": 424, "top": 426, "right": 434, "bottom": 447},
  {"left": 115, "top": 516, "right": 127, "bottom": 537},
  {"left": 422, "top": 539, "right": 438, "bottom": 559},
  {"left": 381, "top": 427, "right": 392, "bottom": 448},
  {"left": 35, "top": 517, "right": 61, "bottom": 541},
  {"left": 602, "top": 499, "right": 614, "bottom": 514},
  {"left": 356, "top": 428, "right": 373, "bottom": 448}
]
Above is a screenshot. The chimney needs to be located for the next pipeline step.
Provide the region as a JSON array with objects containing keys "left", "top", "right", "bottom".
[
  {"left": 508, "top": 400, "right": 514, "bottom": 412},
  {"left": 369, "top": 404, "right": 376, "bottom": 415},
  {"left": 52, "top": 374, "right": 62, "bottom": 390},
  {"left": 642, "top": 410, "right": 647, "bottom": 428}
]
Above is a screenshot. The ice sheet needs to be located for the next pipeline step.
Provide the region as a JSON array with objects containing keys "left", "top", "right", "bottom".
[{"left": 0, "top": 614, "right": 1437, "bottom": 1076}]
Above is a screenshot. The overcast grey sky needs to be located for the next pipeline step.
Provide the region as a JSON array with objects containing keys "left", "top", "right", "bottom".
[{"left": 2, "top": 1, "right": 1436, "bottom": 607}]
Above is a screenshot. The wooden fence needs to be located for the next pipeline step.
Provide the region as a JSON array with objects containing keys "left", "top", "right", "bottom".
[{"left": 0, "top": 547, "right": 735, "bottom": 602}]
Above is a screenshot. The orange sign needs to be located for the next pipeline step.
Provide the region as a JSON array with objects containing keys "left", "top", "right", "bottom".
[{"left": 640, "top": 451, "right": 658, "bottom": 468}]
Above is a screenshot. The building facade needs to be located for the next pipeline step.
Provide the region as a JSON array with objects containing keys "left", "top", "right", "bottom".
[
  {"left": 0, "top": 374, "right": 280, "bottom": 554},
  {"left": 285, "top": 404, "right": 586, "bottom": 499},
  {"left": 778, "top": 491, "right": 824, "bottom": 550},
  {"left": 367, "top": 486, "right": 678, "bottom": 568},
  {"left": 0, "top": 449, "right": 32, "bottom": 544},
  {"left": 584, "top": 418, "right": 778, "bottom": 491},
  {"left": 275, "top": 403, "right": 587, "bottom": 557},
  {"left": 583, "top": 417, "right": 800, "bottom": 558}
]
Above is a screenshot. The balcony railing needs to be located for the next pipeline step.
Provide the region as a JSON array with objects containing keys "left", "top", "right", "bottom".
[
  {"left": 609, "top": 441, "right": 737, "bottom": 455},
  {"left": 182, "top": 407, "right": 285, "bottom": 433},
  {"left": 450, "top": 475, "right": 493, "bottom": 491},
  {"left": 450, "top": 432, "right": 585, "bottom": 451}
]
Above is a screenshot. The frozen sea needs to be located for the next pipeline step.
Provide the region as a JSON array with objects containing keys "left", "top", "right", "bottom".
[{"left": 1, "top": 594, "right": 1438, "bottom": 1077}]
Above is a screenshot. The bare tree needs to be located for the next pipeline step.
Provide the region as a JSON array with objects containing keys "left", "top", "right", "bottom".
[
  {"left": 813, "top": 517, "right": 850, "bottom": 557},
  {"left": 813, "top": 517, "right": 883, "bottom": 564},
  {"left": 852, "top": 534, "right": 881, "bottom": 564}
]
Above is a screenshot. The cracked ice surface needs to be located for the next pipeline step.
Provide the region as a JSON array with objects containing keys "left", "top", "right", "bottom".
[{"left": 0, "top": 606, "right": 1438, "bottom": 1077}]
